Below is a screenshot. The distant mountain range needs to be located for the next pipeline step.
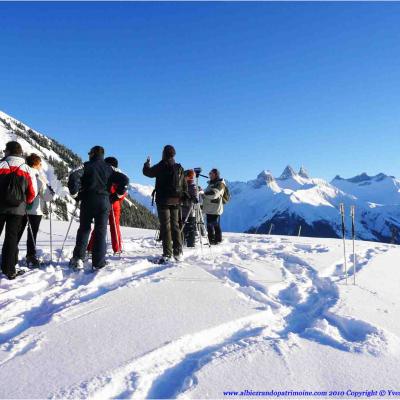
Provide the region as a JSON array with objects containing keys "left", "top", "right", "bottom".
[{"left": 132, "top": 165, "right": 400, "bottom": 243}]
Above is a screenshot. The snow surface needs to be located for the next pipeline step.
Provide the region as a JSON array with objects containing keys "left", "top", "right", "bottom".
[{"left": 1, "top": 222, "right": 400, "bottom": 398}]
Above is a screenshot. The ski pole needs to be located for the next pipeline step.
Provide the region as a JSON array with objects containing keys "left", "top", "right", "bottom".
[
  {"left": 351, "top": 205, "right": 356, "bottom": 285},
  {"left": 25, "top": 212, "right": 37, "bottom": 256},
  {"left": 59, "top": 202, "right": 79, "bottom": 262},
  {"left": 49, "top": 201, "right": 53, "bottom": 264},
  {"left": 123, "top": 196, "right": 138, "bottom": 210},
  {"left": 340, "top": 203, "right": 348, "bottom": 285},
  {"left": 268, "top": 223, "right": 274, "bottom": 235}
]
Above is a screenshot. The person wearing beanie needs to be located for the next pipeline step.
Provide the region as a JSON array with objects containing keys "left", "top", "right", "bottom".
[
  {"left": 181, "top": 169, "right": 199, "bottom": 248},
  {"left": 87, "top": 156, "right": 127, "bottom": 255},
  {"left": 143, "top": 145, "right": 188, "bottom": 263},
  {"left": 68, "top": 146, "right": 129, "bottom": 270}
]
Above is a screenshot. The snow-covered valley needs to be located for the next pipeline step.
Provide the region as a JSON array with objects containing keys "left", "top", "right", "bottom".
[{"left": 1, "top": 222, "right": 399, "bottom": 398}]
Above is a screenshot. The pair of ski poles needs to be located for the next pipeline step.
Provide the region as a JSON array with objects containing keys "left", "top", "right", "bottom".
[
  {"left": 340, "top": 203, "right": 357, "bottom": 285},
  {"left": 58, "top": 201, "right": 123, "bottom": 263}
]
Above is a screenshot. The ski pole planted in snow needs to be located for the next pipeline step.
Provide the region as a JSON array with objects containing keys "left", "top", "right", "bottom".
[
  {"left": 59, "top": 202, "right": 79, "bottom": 263},
  {"left": 268, "top": 223, "right": 274, "bottom": 235},
  {"left": 49, "top": 201, "right": 53, "bottom": 264},
  {"left": 340, "top": 203, "right": 348, "bottom": 285},
  {"left": 351, "top": 205, "right": 356, "bottom": 285}
]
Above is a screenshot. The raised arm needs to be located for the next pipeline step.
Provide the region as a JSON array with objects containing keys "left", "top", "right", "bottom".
[{"left": 143, "top": 160, "right": 162, "bottom": 178}]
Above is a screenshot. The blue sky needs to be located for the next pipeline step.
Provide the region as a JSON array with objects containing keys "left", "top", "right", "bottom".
[{"left": 0, "top": 2, "right": 399, "bottom": 185}]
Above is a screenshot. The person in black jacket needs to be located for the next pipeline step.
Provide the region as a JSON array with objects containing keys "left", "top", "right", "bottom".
[
  {"left": 143, "top": 145, "right": 187, "bottom": 263},
  {"left": 68, "top": 146, "right": 129, "bottom": 270}
]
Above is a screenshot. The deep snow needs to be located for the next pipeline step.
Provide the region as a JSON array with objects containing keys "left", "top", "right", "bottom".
[{"left": 1, "top": 222, "right": 400, "bottom": 399}]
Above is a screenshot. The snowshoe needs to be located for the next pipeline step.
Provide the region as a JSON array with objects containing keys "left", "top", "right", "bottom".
[
  {"left": 69, "top": 257, "right": 84, "bottom": 270},
  {"left": 155, "top": 256, "right": 173, "bottom": 265},
  {"left": 6, "top": 269, "right": 26, "bottom": 280},
  {"left": 25, "top": 255, "right": 42, "bottom": 269}
]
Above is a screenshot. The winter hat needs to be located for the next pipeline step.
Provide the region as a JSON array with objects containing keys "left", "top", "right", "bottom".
[
  {"left": 210, "top": 168, "right": 220, "bottom": 179},
  {"left": 162, "top": 145, "right": 176, "bottom": 160},
  {"left": 105, "top": 156, "right": 118, "bottom": 168}
]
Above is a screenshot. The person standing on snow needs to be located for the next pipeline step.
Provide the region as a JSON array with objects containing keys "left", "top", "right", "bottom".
[
  {"left": 68, "top": 146, "right": 129, "bottom": 270},
  {"left": 202, "top": 168, "right": 228, "bottom": 245},
  {"left": 17, "top": 153, "right": 55, "bottom": 268},
  {"left": 181, "top": 169, "right": 199, "bottom": 248},
  {"left": 0, "top": 141, "right": 38, "bottom": 279},
  {"left": 143, "top": 145, "right": 187, "bottom": 263},
  {"left": 87, "top": 156, "right": 127, "bottom": 256}
]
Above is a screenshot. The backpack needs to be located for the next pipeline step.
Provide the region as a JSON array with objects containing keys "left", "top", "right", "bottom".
[
  {"left": 222, "top": 183, "right": 231, "bottom": 204},
  {"left": 168, "top": 163, "right": 185, "bottom": 198},
  {"left": 2, "top": 162, "right": 26, "bottom": 207}
]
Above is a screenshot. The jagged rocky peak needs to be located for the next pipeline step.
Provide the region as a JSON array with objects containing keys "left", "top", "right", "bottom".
[
  {"left": 252, "top": 170, "right": 275, "bottom": 189},
  {"left": 257, "top": 170, "right": 275, "bottom": 183},
  {"left": 279, "top": 165, "right": 297, "bottom": 180},
  {"left": 298, "top": 166, "right": 310, "bottom": 179}
]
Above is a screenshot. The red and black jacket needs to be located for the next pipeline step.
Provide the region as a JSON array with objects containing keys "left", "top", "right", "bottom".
[{"left": 0, "top": 155, "right": 38, "bottom": 215}]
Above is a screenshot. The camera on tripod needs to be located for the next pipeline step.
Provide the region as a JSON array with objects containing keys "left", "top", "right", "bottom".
[{"left": 194, "top": 167, "right": 202, "bottom": 178}]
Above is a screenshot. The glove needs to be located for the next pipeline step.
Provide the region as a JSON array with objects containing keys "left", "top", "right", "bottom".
[
  {"left": 109, "top": 193, "right": 119, "bottom": 204},
  {"left": 47, "top": 184, "right": 56, "bottom": 196}
]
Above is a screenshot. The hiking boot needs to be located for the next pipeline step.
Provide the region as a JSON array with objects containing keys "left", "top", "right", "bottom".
[
  {"left": 26, "top": 255, "right": 41, "bottom": 268},
  {"left": 6, "top": 269, "right": 26, "bottom": 280},
  {"left": 69, "top": 257, "right": 84, "bottom": 270},
  {"left": 92, "top": 261, "right": 108, "bottom": 271}
]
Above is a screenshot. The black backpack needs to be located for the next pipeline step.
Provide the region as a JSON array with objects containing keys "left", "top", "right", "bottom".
[
  {"left": 2, "top": 162, "right": 26, "bottom": 207},
  {"left": 167, "top": 163, "right": 185, "bottom": 198}
]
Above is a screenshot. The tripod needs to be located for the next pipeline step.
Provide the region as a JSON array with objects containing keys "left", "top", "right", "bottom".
[{"left": 180, "top": 201, "right": 211, "bottom": 253}]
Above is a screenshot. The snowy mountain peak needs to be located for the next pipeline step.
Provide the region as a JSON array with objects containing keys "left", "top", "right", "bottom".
[
  {"left": 279, "top": 165, "right": 297, "bottom": 180},
  {"left": 256, "top": 170, "right": 275, "bottom": 183},
  {"left": 298, "top": 166, "right": 310, "bottom": 179}
]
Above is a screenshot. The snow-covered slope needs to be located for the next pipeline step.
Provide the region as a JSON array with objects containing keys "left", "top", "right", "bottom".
[
  {"left": 129, "top": 182, "right": 155, "bottom": 212},
  {"left": 1, "top": 223, "right": 399, "bottom": 398},
  {"left": 223, "top": 166, "right": 400, "bottom": 244},
  {"left": 0, "top": 110, "right": 158, "bottom": 228},
  {"left": 0, "top": 110, "right": 80, "bottom": 219}
]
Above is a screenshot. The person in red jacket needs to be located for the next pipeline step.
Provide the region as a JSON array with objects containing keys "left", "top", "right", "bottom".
[
  {"left": 0, "top": 141, "right": 38, "bottom": 279},
  {"left": 87, "top": 157, "right": 126, "bottom": 255}
]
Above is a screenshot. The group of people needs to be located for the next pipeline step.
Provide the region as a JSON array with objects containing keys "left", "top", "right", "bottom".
[
  {"left": 0, "top": 141, "right": 55, "bottom": 279},
  {"left": 143, "top": 144, "right": 228, "bottom": 264},
  {"left": 0, "top": 141, "right": 228, "bottom": 279}
]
